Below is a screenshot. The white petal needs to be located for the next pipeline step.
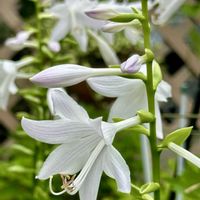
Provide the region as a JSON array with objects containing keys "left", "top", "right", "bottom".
[
  {"left": 38, "top": 136, "right": 100, "bottom": 179},
  {"left": 101, "top": 32, "right": 114, "bottom": 44},
  {"left": 89, "top": 30, "right": 120, "bottom": 65},
  {"left": 71, "top": 25, "right": 88, "bottom": 52},
  {"left": 101, "top": 121, "right": 117, "bottom": 145},
  {"left": 21, "top": 118, "right": 99, "bottom": 144},
  {"left": 0, "top": 90, "right": 9, "bottom": 110},
  {"left": 156, "top": 80, "right": 172, "bottom": 102},
  {"left": 48, "top": 41, "right": 61, "bottom": 52},
  {"left": 155, "top": 101, "right": 163, "bottom": 139},
  {"left": 48, "top": 2, "right": 68, "bottom": 18},
  {"left": 103, "top": 146, "right": 131, "bottom": 193},
  {"left": 87, "top": 76, "right": 142, "bottom": 97},
  {"left": 79, "top": 149, "right": 103, "bottom": 200},
  {"left": 124, "top": 27, "right": 142, "bottom": 45},
  {"left": 152, "top": 0, "right": 186, "bottom": 25},
  {"left": 108, "top": 88, "right": 147, "bottom": 121},
  {"left": 9, "top": 81, "right": 18, "bottom": 94},
  {"left": 48, "top": 88, "right": 89, "bottom": 121},
  {"left": 51, "top": 19, "right": 70, "bottom": 41},
  {"left": 30, "top": 64, "right": 93, "bottom": 87}
]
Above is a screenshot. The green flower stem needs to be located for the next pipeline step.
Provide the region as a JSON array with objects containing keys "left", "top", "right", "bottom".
[
  {"left": 141, "top": 0, "right": 160, "bottom": 199},
  {"left": 35, "top": 0, "right": 43, "bottom": 70}
]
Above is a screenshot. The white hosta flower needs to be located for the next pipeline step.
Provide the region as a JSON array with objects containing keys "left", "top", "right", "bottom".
[
  {"left": 47, "top": 0, "right": 120, "bottom": 65},
  {"left": 30, "top": 64, "right": 123, "bottom": 87},
  {"left": 151, "top": 0, "right": 186, "bottom": 25},
  {"left": 86, "top": 1, "right": 144, "bottom": 47},
  {"left": 47, "top": 0, "right": 96, "bottom": 51},
  {"left": 5, "top": 31, "right": 32, "bottom": 51},
  {"left": 22, "top": 89, "right": 141, "bottom": 200},
  {"left": 88, "top": 30, "right": 120, "bottom": 65},
  {"left": 0, "top": 60, "right": 17, "bottom": 110},
  {"left": 87, "top": 65, "right": 172, "bottom": 139},
  {"left": 0, "top": 58, "right": 34, "bottom": 110}
]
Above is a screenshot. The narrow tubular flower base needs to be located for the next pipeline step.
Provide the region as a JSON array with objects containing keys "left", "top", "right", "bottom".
[{"left": 168, "top": 142, "right": 200, "bottom": 168}]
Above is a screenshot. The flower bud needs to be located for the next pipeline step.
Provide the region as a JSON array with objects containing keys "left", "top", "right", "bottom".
[
  {"left": 120, "top": 54, "right": 142, "bottom": 73},
  {"left": 5, "top": 31, "right": 31, "bottom": 51},
  {"left": 102, "top": 22, "right": 129, "bottom": 33},
  {"left": 48, "top": 41, "right": 61, "bottom": 52},
  {"left": 85, "top": 8, "right": 119, "bottom": 20},
  {"left": 102, "top": 20, "right": 141, "bottom": 33}
]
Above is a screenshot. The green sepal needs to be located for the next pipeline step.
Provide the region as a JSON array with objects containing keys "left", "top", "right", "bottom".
[
  {"left": 131, "top": 184, "right": 153, "bottom": 200},
  {"left": 158, "top": 126, "right": 193, "bottom": 149},
  {"left": 131, "top": 7, "right": 142, "bottom": 15},
  {"left": 137, "top": 110, "right": 155, "bottom": 123},
  {"left": 152, "top": 60, "right": 162, "bottom": 90},
  {"left": 121, "top": 72, "right": 147, "bottom": 81},
  {"left": 140, "top": 182, "right": 160, "bottom": 195},
  {"left": 38, "top": 13, "right": 55, "bottom": 20},
  {"left": 112, "top": 118, "right": 149, "bottom": 136},
  {"left": 145, "top": 48, "right": 154, "bottom": 62},
  {"left": 108, "top": 65, "right": 120, "bottom": 68},
  {"left": 112, "top": 117, "right": 124, "bottom": 122},
  {"left": 125, "top": 125, "right": 149, "bottom": 136},
  {"left": 110, "top": 13, "right": 144, "bottom": 23}
]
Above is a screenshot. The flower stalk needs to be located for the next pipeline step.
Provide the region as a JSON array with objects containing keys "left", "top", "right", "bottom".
[{"left": 141, "top": 0, "right": 160, "bottom": 199}]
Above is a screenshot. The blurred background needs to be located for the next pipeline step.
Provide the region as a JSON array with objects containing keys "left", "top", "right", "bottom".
[{"left": 0, "top": 0, "right": 200, "bottom": 199}]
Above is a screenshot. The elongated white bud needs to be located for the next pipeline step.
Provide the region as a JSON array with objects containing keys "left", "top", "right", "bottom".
[{"left": 85, "top": 8, "right": 119, "bottom": 20}]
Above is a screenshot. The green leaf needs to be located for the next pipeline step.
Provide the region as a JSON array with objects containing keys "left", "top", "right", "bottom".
[
  {"left": 140, "top": 182, "right": 160, "bottom": 194},
  {"left": 152, "top": 60, "right": 162, "bottom": 90},
  {"left": 158, "top": 126, "right": 193, "bottom": 148}
]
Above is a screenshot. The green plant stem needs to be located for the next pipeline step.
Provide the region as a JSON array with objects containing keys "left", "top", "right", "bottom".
[
  {"left": 35, "top": 0, "right": 43, "bottom": 70},
  {"left": 141, "top": 0, "right": 160, "bottom": 199}
]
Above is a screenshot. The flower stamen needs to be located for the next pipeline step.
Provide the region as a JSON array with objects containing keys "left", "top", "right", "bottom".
[{"left": 49, "top": 176, "right": 67, "bottom": 195}]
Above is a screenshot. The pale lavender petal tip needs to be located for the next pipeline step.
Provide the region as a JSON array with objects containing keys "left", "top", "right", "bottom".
[
  {"left": 120, "top": 54, "right": 142, "bottom": 73},
  {"left": 48, "top": 41, "right": 61, "bottom": 52}
]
